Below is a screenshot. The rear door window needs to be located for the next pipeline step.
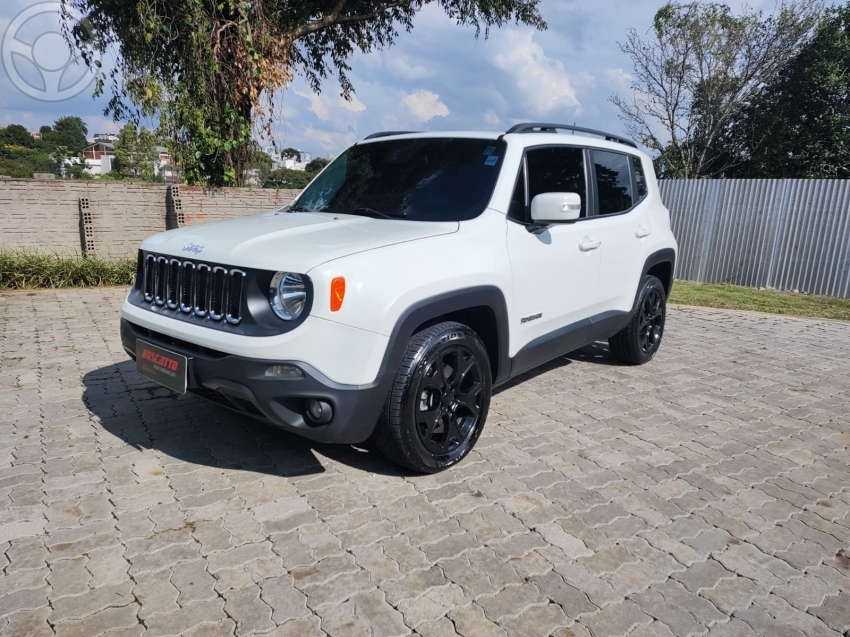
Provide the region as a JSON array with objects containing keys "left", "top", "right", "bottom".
[{"left": 594, "top": 150, "right": 634, "bottom": 215}]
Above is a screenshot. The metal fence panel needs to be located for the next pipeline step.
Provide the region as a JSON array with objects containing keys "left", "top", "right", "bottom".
[{"left": 659, "top": 179, "right": 850, "bottom": 299}]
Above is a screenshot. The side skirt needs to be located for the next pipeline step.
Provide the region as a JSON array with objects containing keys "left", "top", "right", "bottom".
[{"left": 506, "top": 310, "right": 631, "bottom": 381}]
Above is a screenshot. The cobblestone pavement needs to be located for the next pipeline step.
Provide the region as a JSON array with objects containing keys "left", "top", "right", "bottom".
[{"left": 1, "top": 288, "right": 849, "bottom": 637}]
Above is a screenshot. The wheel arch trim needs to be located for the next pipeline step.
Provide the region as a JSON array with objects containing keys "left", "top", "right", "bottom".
[
  {"left": 381, "top": 286, "right": 511, "bottom": 386},
  {"left": 632, "top": 248, "right": 676, "bottom": 313}
]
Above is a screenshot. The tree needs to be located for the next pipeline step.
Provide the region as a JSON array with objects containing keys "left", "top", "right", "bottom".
[
  {"left": 248, "top": 145, "right": 274, "bottom": 186},
  {"left": 721, "top": 3, "right": 850, "bottom": 177},
  {"left": 46, "top": 116, "right": 89, "bottom": 155},
  {"left": 611, "top": 1, "right": 821, "bottom": 178},
  {"left": 281, "top": 147, "right": 302, "bottom": 160},
  {"left": 113, "top": 121, "right": 159, "bottom": 180},
  {"left": 265, "top": 167, "right": 315, "bottom": 189},
  {"left": 61, "top": 0, "right": 544, "bottom": 186},
  {"left": 306, "top": 157, "right": 330, "bottom": 173},
  {"left": 0, "top": 124, "right": 34, "bottom": 148}
]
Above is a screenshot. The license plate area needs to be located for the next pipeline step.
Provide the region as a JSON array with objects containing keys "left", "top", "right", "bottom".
[{"left": 136, "top": 339, "right": 188, "bottom": 394}]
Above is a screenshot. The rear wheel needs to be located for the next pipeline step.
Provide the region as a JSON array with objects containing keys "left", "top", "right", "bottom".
[
  {"left": 608, "top": 275, "right": 667, "bottom": 365},
  {"left": 373, "top": 322, "right": 491, "bottom": 473}
]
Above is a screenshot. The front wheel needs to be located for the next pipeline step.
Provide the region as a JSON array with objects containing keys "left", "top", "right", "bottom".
[
  {"left": 373, "top": 322, "right": 491, "bottom": 473},
  {"left": 608, "top": 275, "right": 667, "bottom": 365}
]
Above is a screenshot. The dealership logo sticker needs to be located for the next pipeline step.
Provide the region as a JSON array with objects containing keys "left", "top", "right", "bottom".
[{"left": 2, "top": 1, "right": 100, "bottom": 102}]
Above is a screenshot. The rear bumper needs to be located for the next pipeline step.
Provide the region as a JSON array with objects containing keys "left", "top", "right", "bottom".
[{"left": 121, "top": 319, "right": 389, "bottom": 444}]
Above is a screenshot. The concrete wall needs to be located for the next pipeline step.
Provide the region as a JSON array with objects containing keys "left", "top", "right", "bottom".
[{"left": 0, "top": 178, "right": 299, "bottom": 258}]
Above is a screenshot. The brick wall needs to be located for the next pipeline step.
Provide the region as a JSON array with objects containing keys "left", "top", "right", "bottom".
[{"left": 0, "top": 178, "right": 299, "bottom": 258}]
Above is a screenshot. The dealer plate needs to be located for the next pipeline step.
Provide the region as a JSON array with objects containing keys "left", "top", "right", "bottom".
[{"left": 136, "top": 339, "right": 188, "bottom": 394}]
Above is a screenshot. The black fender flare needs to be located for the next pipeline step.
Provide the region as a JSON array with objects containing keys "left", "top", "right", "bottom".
[
  {"left": 379, "top": 285, "right": 511, "bottom": 387},
  {"left": 630, "top": 248, "right": 676, "bottom": 314}
]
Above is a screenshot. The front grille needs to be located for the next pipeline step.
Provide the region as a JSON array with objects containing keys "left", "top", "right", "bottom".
[{"left": 141, "top": 253, "right": 245, "bottom": 325}]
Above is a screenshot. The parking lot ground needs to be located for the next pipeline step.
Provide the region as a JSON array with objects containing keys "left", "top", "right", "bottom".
[{"left": 1, "top": 287, "right": 849, "bottom": 637}]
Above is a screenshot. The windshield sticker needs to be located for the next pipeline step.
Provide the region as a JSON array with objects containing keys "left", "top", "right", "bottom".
[
  {"left": 482, "top": 146, "right": 496, "bottom": 156},
  {"left": 484, "top": 155, "right": 499, "bottom": 166}
]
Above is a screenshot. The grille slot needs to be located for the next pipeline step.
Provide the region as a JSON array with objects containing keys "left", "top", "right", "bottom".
[
  {"left": 143, "top": 254, "right": 156, "bottom": 302},
  {"left": 180, "top": 262, "right": 194, "bottom": 313},
  {"left": 195, "top": 264, "right": 210, "bottom": 317},
  {"left": 227, "top": 271, "right": 245, "bottom": 324},
  {"left": 209, "top": 267, "right": 227, "bottom": 321},
  {"left": 141, "top": 254, "right": 245, "bottom": 326},
  {"left": 166, "top": 259, "right": 180, "bottom": 309},
  {"left": 155, "top": 257, "right": 168, "bottom": 306}
]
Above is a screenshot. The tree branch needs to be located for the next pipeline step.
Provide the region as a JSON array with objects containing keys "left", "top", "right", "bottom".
[{"left": 293, "top": 1, "right": 411, "bottom": 39}]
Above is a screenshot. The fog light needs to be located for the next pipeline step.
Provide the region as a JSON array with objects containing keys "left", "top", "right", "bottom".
[
  {"left": 264, "top": 364, "right": 304, "bottom": 379},
  {"left": 305, "top": 398, "right": 333, "bottom": 425}
]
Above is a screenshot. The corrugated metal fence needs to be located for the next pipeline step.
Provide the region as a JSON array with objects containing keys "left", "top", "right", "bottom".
[{"left": 659, "top": 179, "right": 850, "bottom": 299}]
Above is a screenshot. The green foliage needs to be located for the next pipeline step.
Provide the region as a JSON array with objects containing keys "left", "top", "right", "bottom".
[
  {"left": 0, "top": 249, "right": 135, "bottom": 289},
  {"left": 113, "top": 122, "right": 159, "bottom": 180},
  {"left": 0, "top": 117, "right": 91, "bottom": 178},
  {"left": 61, "top": 0, "right": 545, "bottom": 187},
  {"left": 281, "top": 147, "right": 301, "bottom": 160},
  {"left": 1, "top": 124, "right": 34, "bottom": 148},
  {"left": 721, "top": 3, "right": 850, "bottom": 177},
  {"left": 305, "top": 157, "right": 330, "bottom": 173},
  {"left": 44, "top": 117, "right": 89, "bottom": 155},
  {"left": 264, "top": 168, "right": 315, "bottom": 189}
]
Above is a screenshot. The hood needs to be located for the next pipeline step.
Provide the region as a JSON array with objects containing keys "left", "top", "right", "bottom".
[{"left": 140, "top": 211, "right": 459, "bottom": 272}]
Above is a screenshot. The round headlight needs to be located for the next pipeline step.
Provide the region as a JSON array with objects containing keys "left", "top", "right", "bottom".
[{"left": 270, "top": 272, "right": 307, "bottom": 321}]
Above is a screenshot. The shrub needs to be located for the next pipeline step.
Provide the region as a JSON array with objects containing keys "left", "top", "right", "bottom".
[{"left": 0, "top": 249, "right": 136, "bottom": 289}]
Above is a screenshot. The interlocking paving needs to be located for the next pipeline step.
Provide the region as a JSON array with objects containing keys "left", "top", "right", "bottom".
[{"left": 1, "top": 287, "right": 849, "bottom": 637}]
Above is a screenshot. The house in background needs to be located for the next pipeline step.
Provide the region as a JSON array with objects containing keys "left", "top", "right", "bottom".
[
  {"left": 262, "top": 146, "right": 313, "bottom": 171},
  {"left": 81, "top": 139, "right": 173, "bottom": 180},
  {"left": 83, "top": 141, "right": 115, "bottom": 175}
]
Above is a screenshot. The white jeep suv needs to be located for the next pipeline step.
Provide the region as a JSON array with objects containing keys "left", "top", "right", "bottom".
[{"left": 121, "top": 123, "right": 678, "bottom": 472}]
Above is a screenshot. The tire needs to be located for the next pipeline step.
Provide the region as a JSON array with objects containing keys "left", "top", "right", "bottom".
[
  {"left": 373, "top": 322, "right": 492, "bottom": 473},
  {"left": 608, "top": 275, "right": 667, "bottom": 365}
]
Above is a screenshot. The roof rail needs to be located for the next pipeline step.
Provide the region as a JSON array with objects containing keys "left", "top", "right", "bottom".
[
  {"left": 363, "top": 131, "right": 419, "bottom": 140},
  {"left": 505, "top": 123, "right": 638, "bottom": 149}
]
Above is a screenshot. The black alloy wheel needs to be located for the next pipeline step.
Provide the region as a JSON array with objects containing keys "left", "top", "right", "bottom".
[
  {"left": 415, "top": 345, "right": 484, "bottom": 455},
  {"left": 608, "top": 274, "right": 667, "bottom": 365},
  {"left": 638, "top": 288, "right": 665, "bottom": 354},
  {"left": 373, "top": 322, "right": 492, "bottom": 473}
]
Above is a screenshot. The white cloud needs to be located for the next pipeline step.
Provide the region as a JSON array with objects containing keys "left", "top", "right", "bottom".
[
  {"left": 341, "top": 94, "right": 367, "bottom": 114},
  {"left": 294, "top": 90, "right": 366, "bottom": 121},
  {"left": 493, "top": 30, "right": 581, "bottom": 116},
  {"left": 386, "top": 54, "right": 436, "bottom": 80},
  {"left": 402, "top": 90, "right": 449, "bottom": 122},
  {"left": 302, "top": 126, "right": 357, "bottom": 152},
  {"left": 483, "top": 110, "right": 500, "bottom": 126},
  {"left": 603, "top": 68, "right": 633, "bottom": 91},
  {"left": 296, "top": 91, "right": 331, "bottom": 120}
]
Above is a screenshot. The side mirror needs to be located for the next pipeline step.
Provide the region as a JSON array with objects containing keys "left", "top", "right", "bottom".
[{"left": 530, "top": 192, "right": 582, "bottom": 224}]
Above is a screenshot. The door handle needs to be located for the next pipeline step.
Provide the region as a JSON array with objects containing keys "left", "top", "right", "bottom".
[
  {"left": 635, "top": 225, "right": 651, "bottom": 238},
  {"left": 579, "top": 237, "right": 601, "bottom": 252}
]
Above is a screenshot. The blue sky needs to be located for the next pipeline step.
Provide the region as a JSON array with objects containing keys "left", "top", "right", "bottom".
[{"left": 1, "top": 0, "right": 777, "bottom": 158}]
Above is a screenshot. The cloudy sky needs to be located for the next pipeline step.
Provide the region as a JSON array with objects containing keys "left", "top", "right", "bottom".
[{"left": 1, "top": 0, "right": 781, "bottom": 157}]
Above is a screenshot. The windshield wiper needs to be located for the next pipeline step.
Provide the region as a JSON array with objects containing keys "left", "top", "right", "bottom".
[{"left": 341, "top": 207, "right": 407, "bottom": 220}]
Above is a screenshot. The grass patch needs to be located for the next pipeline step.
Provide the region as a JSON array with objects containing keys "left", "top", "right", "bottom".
[
  {"left": 0, "top": 249, "right": 136, "bottom": 290},
  {"left": 670, "top": 281, "right": 850, "bottom": 321}
]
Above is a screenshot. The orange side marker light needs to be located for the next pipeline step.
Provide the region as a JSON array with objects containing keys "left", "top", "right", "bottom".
[{"left": 331, "top": 277, "right": 346, "bottom": 312}]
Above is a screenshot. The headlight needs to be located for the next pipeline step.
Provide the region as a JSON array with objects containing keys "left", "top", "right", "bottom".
[{"left": 269, "top": 272, "right": 307, "bottom": 321}]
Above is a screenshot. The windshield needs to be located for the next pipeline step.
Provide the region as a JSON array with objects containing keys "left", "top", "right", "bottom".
[{"left": 292, "top": 137, "right": 507, "bottom": 221}]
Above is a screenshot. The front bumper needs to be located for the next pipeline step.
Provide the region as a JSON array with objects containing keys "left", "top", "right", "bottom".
[{"left": 121, "top": 319, "right": 389, "bottom": 444}]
